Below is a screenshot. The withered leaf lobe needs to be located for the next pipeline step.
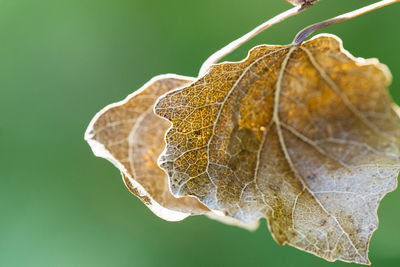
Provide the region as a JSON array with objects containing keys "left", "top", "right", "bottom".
[
  {"left": 85, "top": 75, "right": 211, "bottom": 221},
  {"left": 155, "top": 34, "right": 400, "bottom": 264}
]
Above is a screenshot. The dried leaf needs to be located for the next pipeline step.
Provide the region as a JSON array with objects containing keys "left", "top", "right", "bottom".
[
  {"left": 154, "top": 35, "right": 400, "bottom": 264},
  {"left": 85, "top": 75, "right": 204, "bottom": 220},
  {"left": 85, "top": 74, "right": 258, "bottom": 229}
]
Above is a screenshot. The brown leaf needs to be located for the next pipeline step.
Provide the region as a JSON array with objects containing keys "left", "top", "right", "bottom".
[
  {"left": 154, "top": 35, "right": 400, "bottom": 264},
  {"left": 85, "top": 74, "right": 258, "bottom": 229}
]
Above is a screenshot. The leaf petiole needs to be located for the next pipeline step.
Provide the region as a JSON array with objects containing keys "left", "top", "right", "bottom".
[{"left": 292, "top": 0, "right": 400, "bottom": 45}]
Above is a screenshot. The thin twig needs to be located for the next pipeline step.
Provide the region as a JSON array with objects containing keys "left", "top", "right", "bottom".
[
  {"left": 199, "top": 3, "right": 313, "bottom": 76},
  {"left": 293, "top": 0, "right": 400, "bottom": 45}
]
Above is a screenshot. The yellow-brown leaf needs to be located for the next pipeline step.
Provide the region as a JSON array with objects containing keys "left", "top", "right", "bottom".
[{"left": 155, "top": 35, "right": 400, "bottom": 264}]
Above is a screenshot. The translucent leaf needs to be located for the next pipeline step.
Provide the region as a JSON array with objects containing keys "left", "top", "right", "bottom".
[{"left": 155, "top": 35, "right": 400, "bottom": 264}]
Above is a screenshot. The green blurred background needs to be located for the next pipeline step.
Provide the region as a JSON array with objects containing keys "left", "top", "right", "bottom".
[{"left": 1, "top": 0, "right": 399, "bottom": 266}]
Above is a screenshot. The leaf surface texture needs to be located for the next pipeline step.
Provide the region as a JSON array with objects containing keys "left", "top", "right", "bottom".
[{"left": 155, "top": 35, "right": 400, "bottom": 264}]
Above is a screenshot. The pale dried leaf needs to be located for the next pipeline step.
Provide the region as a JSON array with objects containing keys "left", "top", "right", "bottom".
[
  {"left": 155, "top": 34, "right": 400, "bottom": 264},
  {"left": 85, "top": 74, "right": 258, "bottom": 229},
  {"left": 394, "top": 104, "right": 400, "bottom": 117}
]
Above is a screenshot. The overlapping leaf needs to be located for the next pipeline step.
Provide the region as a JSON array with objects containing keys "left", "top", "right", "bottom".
[
  {"left": 85, "top": 74, "right": 258, "bottom": 229},
  {"left": 154, "top": 35, "right": 400, "bottom": 264}
]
